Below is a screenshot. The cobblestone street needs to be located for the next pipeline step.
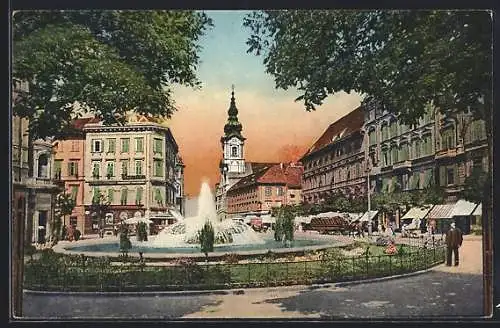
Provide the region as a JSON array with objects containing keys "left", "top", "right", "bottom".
[{"left": 21, "top": 236, "right": 485, "bottom": 319}]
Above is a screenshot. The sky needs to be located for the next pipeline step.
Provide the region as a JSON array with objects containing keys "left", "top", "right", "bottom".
[{"left": 168, "top": 11, "right": 362, "bottom": 196}]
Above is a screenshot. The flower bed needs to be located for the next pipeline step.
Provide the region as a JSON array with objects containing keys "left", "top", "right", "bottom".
[{"left": 24, "top": 244, "right": 446, "bottom": 292}]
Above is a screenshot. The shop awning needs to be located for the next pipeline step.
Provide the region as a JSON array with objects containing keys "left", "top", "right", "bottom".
[
  {"left": 400, "top": 205, "right": 433, "bottom": 220},
  {"left": 358, "top": 210, "right": 378, "bottom": 222},
  {"left": 427, "top": 204, "right": 455, "bottom": 219},
  {"left": 261, "top": 215, "right": 276, "bottom": 224},
  {"left": 472, "top": 203, "right": 482, "bottom": 216},
  {"left": 450, "top": 199, "right": 479, "bottom": 217},
  {"left": 315, "top": 211, "right": 341, "bottom": 218}
]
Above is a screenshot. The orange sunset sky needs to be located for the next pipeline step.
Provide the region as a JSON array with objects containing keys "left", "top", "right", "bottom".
[{"left": 167, "top": 11, "right": 363, "bottom": 196}]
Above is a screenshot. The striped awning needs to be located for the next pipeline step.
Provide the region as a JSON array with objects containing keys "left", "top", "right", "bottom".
[
  {"left": 472, "top": 203, "right": 482, "bottom": 216},
  {"left": 358, "top": 210, "right": 378, "bottom": 222},
  {"left": 400, "top": 205, "right": 433, "bottom": 220},
  {"left": 427, "top": 204, "right": 455, "bottom": 219},
  {"left": 450, "top": 199, "right": 478, "bottom": 217}
]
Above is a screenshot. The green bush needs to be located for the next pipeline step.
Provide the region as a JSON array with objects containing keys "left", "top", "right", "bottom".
[
  {"left": 74, "top": 229, "right": 82, "bottom": 241},
  {"left": 137, "top": 222, "right": 148, "bottom": 242}
]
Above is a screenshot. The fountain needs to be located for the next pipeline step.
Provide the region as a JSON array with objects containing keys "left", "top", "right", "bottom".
[{"left": 148, "top": 181, "right": 265, "bottom": 248}]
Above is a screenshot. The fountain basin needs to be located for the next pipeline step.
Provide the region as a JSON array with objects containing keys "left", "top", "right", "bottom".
[{"left": 53, "top": 234, "right": 350, "bottom": 262}]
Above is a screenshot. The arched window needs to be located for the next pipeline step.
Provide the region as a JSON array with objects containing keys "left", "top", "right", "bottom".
[
  {"left": 231, "top": 146, "right": 238, "bottom": 157},
  {"left": 38, "top": 153, "right": 49, "bottom": 178}
]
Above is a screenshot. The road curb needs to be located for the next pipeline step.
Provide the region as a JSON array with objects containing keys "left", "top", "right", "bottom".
[
  {"left": 23, "top": 264, "right": 442, "bottom": 297},
  {"left": 333, "top": 266, "right": 438, "bottom": 288}
]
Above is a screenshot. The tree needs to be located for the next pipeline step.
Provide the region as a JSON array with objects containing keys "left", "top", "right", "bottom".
[
  {"left": 89, "top": 192, "right": 111, "bottom": 238},
  {"left": 199, "top": 221, "right": 215, "bottom": 260},
  {"left": 137, "top": 222, "right": 148, "bottom": 242},
  {"left": 460, "top": 167, "right": 489, "bottom": 204},
  {"left": 13, "top": 11, "right": 213, "bottom": 138},
  {"left": 245, "top": 10, "right": 493, "bottom": 312},
  {"left": 53, "top": 191, "right": 76, "bottom": 244},
  {"left": 119, "top": 223, "right": 132, "bottom": 257},
  {"left": 274, "top": 206, "right": 294, "bottom": 245}
]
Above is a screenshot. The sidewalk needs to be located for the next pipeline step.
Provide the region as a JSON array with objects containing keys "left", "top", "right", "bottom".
[{"left": 432, "top": 235, "right": 482, "bottom": 274}]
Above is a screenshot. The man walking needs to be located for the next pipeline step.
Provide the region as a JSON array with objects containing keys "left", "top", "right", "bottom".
[{"left": 445, "top": 222, "right": 463, "bottom": 266}]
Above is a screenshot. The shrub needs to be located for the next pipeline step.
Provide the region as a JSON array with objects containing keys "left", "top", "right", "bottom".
[
  {"left": 223, "top": 253, "right": 239, "bottom": 264},
  {"left": 199, "top": 220, "right": 215, "bottom": 259},
  {"left": 74, "top": 229, "right": 82, "bottom": 241},
  {"left": 137, "top": 222, "right": 148, "bottom": 242}
]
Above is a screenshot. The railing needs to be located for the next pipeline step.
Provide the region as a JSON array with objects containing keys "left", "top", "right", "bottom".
[
  {"left": 24, "top": 246, "right": 446, "bottom": 292},
  {"left": 122, "top": 174, "right": 146, "bottom": 180},
  {"left": 392, "top": 160, "right": 412, "bottom": 170}
]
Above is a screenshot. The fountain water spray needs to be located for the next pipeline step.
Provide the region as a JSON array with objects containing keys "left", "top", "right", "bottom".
[{"left": 148, "top": 181, "right": 264, "bottom": 248}]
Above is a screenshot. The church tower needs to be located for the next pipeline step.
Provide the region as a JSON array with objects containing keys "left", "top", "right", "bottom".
[{"left": 219, "top": 87, "right": 246, "bottom": 187}]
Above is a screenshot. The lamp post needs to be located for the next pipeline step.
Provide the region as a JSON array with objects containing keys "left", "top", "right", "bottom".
[{"left": 367, "top": 163, "right": 372, "bottom": 236}]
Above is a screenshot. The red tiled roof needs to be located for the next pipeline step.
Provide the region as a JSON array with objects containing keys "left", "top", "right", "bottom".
[
  {"left": 303, "top": 106, "right": 364, "bottom": 157},
  {"left": 71, "top": 117, "right": 100, "bottom": 130},
  {"left": 228, "top": 162, "right": 303, "bottom": 192}
]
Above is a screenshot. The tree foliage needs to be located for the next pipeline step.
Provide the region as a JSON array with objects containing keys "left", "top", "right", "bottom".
[
  {"left": 52, "top": 191, "right": 76, "bottom": 243},
  {"left": 461, "top": 167, "right": 489, "bottom": 204},
  {"left": 274, "top": 207, "right": 294, "bottom": 244},
  {"left": 137, "top": 222, "right": 148, "bottom": 242},
  {"left": 12, "top": 10, "right": 213, "bottom": 139},
  {"left": 244, "top": 10, "right": 492, "bottom": 124},
  {"left": 199, "top": 221, "right": 215, "bottom": 258}
]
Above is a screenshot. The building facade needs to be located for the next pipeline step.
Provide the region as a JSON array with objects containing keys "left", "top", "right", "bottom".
[
  {"left": 174, "top": 154, "right": 186, "bottom": 215},
  {"left": 52, "top": 118, "right": 97, "bottom": 234},
  {"left": 300, "top": 107, "right": 367, "bottom": 204},
  {"left": 81, "top": 114, "right": 183, "bottom": 232},
  {"left": 362, "top": 99, "right": 488, "bottom": 201},
  {"left": 226, "top": 162, "right": 303, "bottom": 217},
  {"left": 12, "top": 79, "right": 61, "bottom": 244}
]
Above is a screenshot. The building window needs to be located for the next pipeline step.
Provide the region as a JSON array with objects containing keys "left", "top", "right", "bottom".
[
  {"left": 70, "top": 185, "right": 78, "bottom": 202},
  {"left": 71, "top": 141, "right": 79, "bottom": 152},
  {"left": 121, "top": 138, "right": 130, "bottom": 153},
  {"left": 121, "top": 160, "right": 129, "bottom": 177},
  {"left": 67, "top": 161, "right": 78, "bottom": 177},
  {"left": 441, "top": 128, "right": 456, "bottom": 150},
  {"left": 154, "top": 159, "right": 164, "bottom": 177},
  {"left": 355, "top": 163, "right": 361, "bottom": 177},
  {"left": 440, "top": 165, "right": 457, "bottom": 186},
  {"left": 120, "top": 188, "right": 128, "bottom": 205},
  {"left": 368, "top": 129, "right": 376, "bottom": 145},
  {"left": 70, "top": 216, "right": 77, "bottom": 228},
  {"left": 136, "top": 187, "right": 143, "bottom": 205},
  {"left": 108, "top": 188, "right": 114, "bottom": 204},
  {"left": 92, "top": 187, "right": 101, "bottom": 204},
  {"left": 399, "top": 143, "right": 409, "bottom": 161},
  {"left": 92, "top": 139, "right": 102, "bottom": 153},
  {"left": 135, "top": 138, "right": 144, "bottom": 152},
  {"left": 107, "top": 139, "right": 116, "bottom": 153},
  {"left": 391, "top": 146, "right": 398, "bottom": 164},
  {"left": 231, "top": 146, "right": 238, "bottom": 157},
  {"left": 135, "top": 160, "right": 143, "bottom": 175},
  {"left": 37, "top": 154, "right": 49, "bottom": 178},
  {"left": 92, "top": 162, "right": 100, "bottom": 179},
  {"left": 154, "top": 138, "right": 163, "bottom": 154},
  {"left": 54, "top": 160, "right": 62, "bottom": 179},
  {"left": 265, "top": 186, "right": 272, "bottom": 197},
  {"left": 106, "top": 161, "right": 115, "bottom": 178},
  {"left": 154, "top": 188, "right": 163, "bottom": 206},
  {"left": 277, "top": 187, "right": 284, "bottom": 196}
]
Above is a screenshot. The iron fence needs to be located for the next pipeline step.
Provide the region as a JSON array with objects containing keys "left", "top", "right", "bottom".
[{"left": 24, "top": 246, "right": 446, "bottom": 292}]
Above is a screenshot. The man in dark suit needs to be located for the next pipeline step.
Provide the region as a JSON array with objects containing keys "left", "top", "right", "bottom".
[{"left": 445, "top": 222, "right": 463, "bottom": 266}]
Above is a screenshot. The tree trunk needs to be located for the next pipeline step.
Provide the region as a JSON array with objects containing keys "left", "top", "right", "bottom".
[{"left": 482, "top": 118, "right": 493, "bottom": 316}]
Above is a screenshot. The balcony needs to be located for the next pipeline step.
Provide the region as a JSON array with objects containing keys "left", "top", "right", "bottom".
[
  {"left": 392, "top": 160, "right": 412, "bottom": 171},
  {"left": 122, "top": 174, "right": 146, "bottom": 180},
  {"left": 25, "top": 177, "right": 61, "bottom": 190},
  {"left": 435, "top": 146, "right": 464, "bottom": 160}
]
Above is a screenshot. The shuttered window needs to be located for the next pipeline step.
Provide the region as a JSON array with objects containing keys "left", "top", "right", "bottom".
[
  {"left": 136, "top": 187, "right": 143, "bottom": 205},
  {"left": 120, "top": 188, "right": 128, "bottom": 205}
]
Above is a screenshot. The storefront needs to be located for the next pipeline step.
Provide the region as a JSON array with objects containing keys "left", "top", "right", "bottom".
[
  {"left": 449, "top": 200, "right": 479, "bottom": 235},
  {"left": 400, "top": 205, "right": 433, "bottom": 232},
  {"left": 426, "top": 204, "right": 455, "bottom": 234}
]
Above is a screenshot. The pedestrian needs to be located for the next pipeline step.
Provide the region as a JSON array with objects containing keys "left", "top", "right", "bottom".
[{"left": 445, "top": 222, "right": 463, "bottom": 266}]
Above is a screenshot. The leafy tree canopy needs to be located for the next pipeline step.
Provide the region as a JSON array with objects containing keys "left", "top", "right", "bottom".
[
  {"left": 244, "top": 10, "right": 492, "bottom": 124},
  {"left": 13, "top": 10, "right": 213, "bottom": 139}
]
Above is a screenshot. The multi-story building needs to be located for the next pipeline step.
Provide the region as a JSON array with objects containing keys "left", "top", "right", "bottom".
[
  {"left": 81, "top": 114, "right": 182, "bottom": 232},
  {"left": 300, "top": 107, "right": 367, "bottom": 204},
  {"left": 52, "top": 118, "right": 98, "bottom": 235},
  {"left": 12, "top": 79, "right": 62, "bottom": 244},
  {"left": 226, "top": 162, "right": 303, "bottom": 217},
  {"left": 361, "top": 98, "right": 488, "bottom": 227}
]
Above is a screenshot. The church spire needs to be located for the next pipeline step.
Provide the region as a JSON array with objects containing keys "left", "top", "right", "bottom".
[{"left": 223, "top": 85, "right": 244, "bottom": 139}]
